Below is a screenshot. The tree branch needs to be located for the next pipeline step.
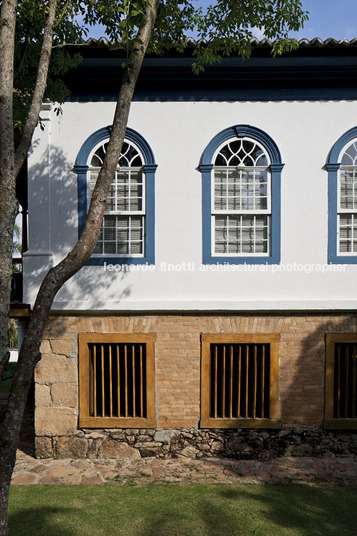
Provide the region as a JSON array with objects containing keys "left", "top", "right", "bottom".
[{"left": 14, "top": 0, "right": 58, "bottom": 177}]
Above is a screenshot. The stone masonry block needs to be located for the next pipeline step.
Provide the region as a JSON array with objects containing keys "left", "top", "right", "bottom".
[
  {"left": 50, "top": 339, "right": 75, "bottom": 356},
  {"left": 35, "top": 436, "right": 54, "bottom": 458},
  {"left": 98, "top": 439, "right": 141, "bottom": 459},
  {"left": 35, "top": 407, "right": 77, "bottom": 436},
  {"left": 40, "top": 340, "right": 51, "bottom": 353},
  {"left": 35, "top": 383, "right": 51, "bottom": 407},
  {"left": 51, "top": 383, "right": 77, "bottom": 408},
  {"left": 35, "top": 353, "right": 76, "bottom": 384},
  {"left": 56, "top": 436, "right": 87, "bottom": 458}
]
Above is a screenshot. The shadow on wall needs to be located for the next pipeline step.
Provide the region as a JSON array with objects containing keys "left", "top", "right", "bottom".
[{"left": 25, "top": 138, "right": 131, "bottom": 308}]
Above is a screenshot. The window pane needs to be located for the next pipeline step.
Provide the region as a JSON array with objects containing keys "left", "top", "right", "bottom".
[
  {"left": 103, "top": 242, "right": 116, "bottom": 254},
  {"left": 214, "top": 215, "right": 269, "bottom": 254},
  {"left": 129, "top": 171, "right": 143, "bottom": 211},
  {"left": 104, "top": 216, "right": 116, "bottom": 227},
  {"left": 92, "top": 215, "right": 145, "bottom": 256},
  {"left": 214, "top": 169, "right": 240, "bottom": 210},
  {"left": 117, "top": 170, "right": 143, "bottom": 211},
  {"left": 340, "top": 169, "right": 355, "bottom": 210},
  {"left": 130, "top": 242, "right": 143, "bottom": 254},
  {"left": 94, "top": 242, "right": 102, "bottom": 254},
  {"left": 91, "top": 154, "right": 102, "bottom": 167},
  {"left": 90, "top": 144, "right": 106, "bottom": 166},
  {"left": 341, "top": 141, "right": 357, "bottom": 166},
  {"left": 119, "top": 142, "right": 143, "bottom": 167},
  {"left": 214, "top": 168, "right": 269, "bottom": 213},
  {"left": 338, "top": 213, "right": 356, "bottom": 253},
  {"left": 105, "top": 182, "right": 117, "bottom": 211},
  {"left": 89, "top": 171, "right": 99, "bottom": 194}
]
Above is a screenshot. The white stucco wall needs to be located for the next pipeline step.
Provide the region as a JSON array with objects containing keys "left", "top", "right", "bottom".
[{"left": 23, "top": 99, "right": 357, "bottom": 311}]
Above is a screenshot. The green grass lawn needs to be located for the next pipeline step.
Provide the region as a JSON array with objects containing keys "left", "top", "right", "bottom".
[{"left": 9, "top": 483, "right": 357, "bottom": 536}]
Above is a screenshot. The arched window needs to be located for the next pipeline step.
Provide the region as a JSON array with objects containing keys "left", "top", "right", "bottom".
[
  {"left": 74, "top": 126, "right": 157, "bottom": 265},
  {"left": 327, "top": 127, "right": 357, "bottom": 263},
  {"left": 199, "top": 125, "right": 284, "bottom": 264}
]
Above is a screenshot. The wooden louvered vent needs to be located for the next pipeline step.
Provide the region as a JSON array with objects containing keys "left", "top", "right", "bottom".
[
  {"left": 201, "top": 334, "right": 280, "bottom": 428},
  {"left": 325, "top": 334, "right": 357, "bottom": 428},
  {"left": 79, "top": 333, "right": 155, "bottom": 428}
]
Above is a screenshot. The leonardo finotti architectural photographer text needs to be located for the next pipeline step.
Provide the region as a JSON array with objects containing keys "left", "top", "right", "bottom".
[{"left": 103, "top": 262, "right": 347, "bottom": 274}]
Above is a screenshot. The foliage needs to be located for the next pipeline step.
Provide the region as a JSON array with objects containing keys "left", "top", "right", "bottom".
[
  {"left": 11, "top": 224, "right": 21, "bottom": 258},
  {"left": 8, "top": 484, "right": 357, "bottom": 536},
  {"left": 193, "top": 0, "right": 309, "bottom": 72},
  {"left": 80, "top": 1, "right": 308, "bottom": 71},
  {"left": 13, "top": 0, "right": 84, "bottom": 129},
  {"left": 7, "top": 321, "right": 17, "bottom": 350}
]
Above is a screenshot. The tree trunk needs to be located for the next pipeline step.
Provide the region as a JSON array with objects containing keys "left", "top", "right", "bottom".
[
  {"left": 0, "top": 2, "right": 160, "bottom": 533},
  {"left": 0, "top": 0, "right": 17, "bottom": 379},
  {"left": 0, "top": 0, "right": 57, "bottom": 375}
]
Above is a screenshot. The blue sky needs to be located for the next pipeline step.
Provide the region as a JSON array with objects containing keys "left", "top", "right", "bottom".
[
  {"left": 290, "top": 0, "right": 357, "bottom": 40},
  {"left": 86, "top": 1, "right": 357, "bottom": 41}
]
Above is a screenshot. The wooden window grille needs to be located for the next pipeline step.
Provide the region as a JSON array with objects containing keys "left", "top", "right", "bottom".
[
  {"left": 79, "top": 333, "right": 155, "bottom": 428},
  {"left": 201, "top": 334, "right": 280, "bottom": 428},
  {"left": 325, "top": 334, "right": 357, "bottom": 429}
]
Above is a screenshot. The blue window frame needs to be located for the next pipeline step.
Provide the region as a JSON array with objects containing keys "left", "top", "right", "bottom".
[
  {"left": 327, "top": 127, "right": 357, "bottom": 264},
  {"left": 74, "top": 126, "right": 157, "bottom": 265},
  {"left": 199, "top": 125, "right": 284, "bottom": 265}
]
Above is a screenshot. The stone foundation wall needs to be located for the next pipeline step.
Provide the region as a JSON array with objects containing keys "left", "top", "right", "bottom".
[
  {"left": 34, "top": 312, "right": 357, "bottom": 459},
  {"left": 35, "top": 427, "right": 357, "bottom": 460}
]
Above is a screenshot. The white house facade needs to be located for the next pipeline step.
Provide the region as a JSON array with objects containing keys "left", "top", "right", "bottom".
[{"left": 20, "top": 38, "right": 357, "bottom": 459}]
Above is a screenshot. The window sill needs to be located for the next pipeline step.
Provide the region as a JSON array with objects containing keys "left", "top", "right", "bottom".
[
  {"left": 85, "top": 256, "right": 154, "bottom": 266},
  {"left": 200, "top": 418, "right": 281, "bottom": 429},
  {"left": 323, "top": 419, "right": 357, "bottom": 430},
  {"left": 79, "top": 416, "right": 156, "bottom": 428},
  {"left": 202, "top": 255, "right": 280, "bottom": 265},
  {"left": 328, "top": 255, "right": 357, "bottom": 264}
]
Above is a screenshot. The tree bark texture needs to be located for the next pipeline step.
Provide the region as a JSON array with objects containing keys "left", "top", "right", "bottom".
[
  {"left": 0, "top": 0, "right": 17, "bottom": 389},
  {"left": 0, "top": 2, "right": 160, "bottom": 534}
]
